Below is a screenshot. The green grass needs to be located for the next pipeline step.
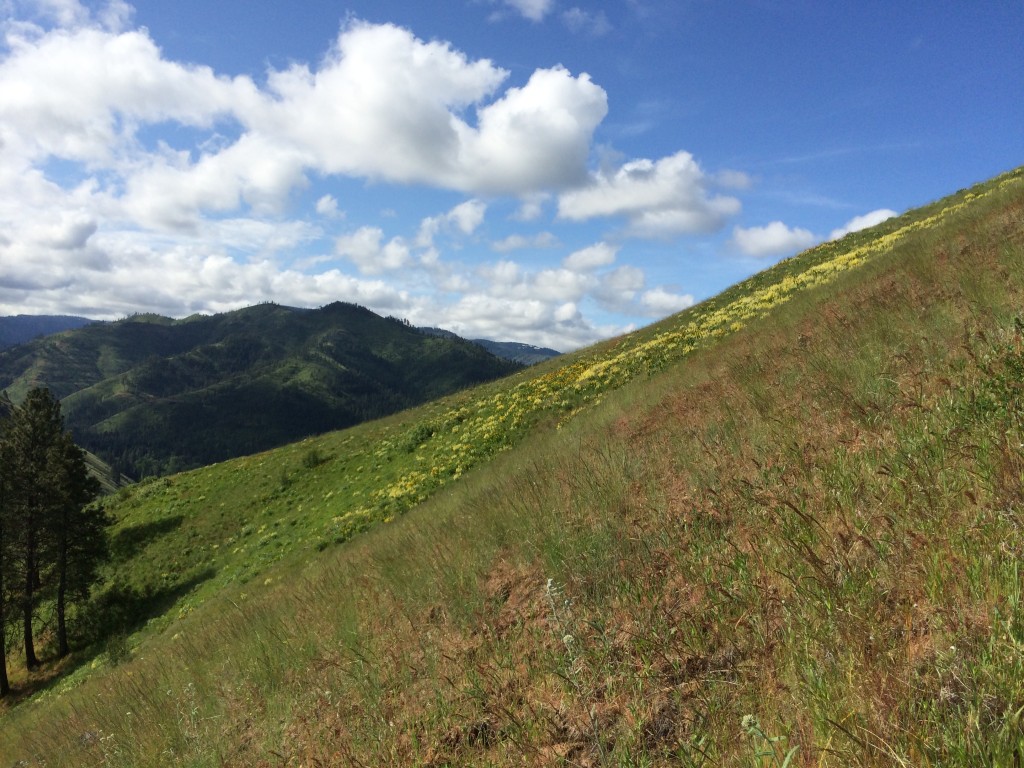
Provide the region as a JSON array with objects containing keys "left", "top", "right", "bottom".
[{"left": 2, "top": 166, "right": 1023, "bottom": 766}]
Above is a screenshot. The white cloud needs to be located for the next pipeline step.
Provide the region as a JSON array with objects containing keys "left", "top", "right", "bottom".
[
  {"left": 437, "top": 293, "right": 614, "bottom": 351},
  {"left": 491, "top": 232, "right": 558, "bottom": 252},
  {"left": 256, "top": 23, "right": 607, "bottom": 196},
  {"left": 715, "top": 169, "right": 753, "bottom": 190},
  {"left": 42, "top": 212, "right": 98, "bottom": 249},
  {"left": 417, "top": 199, "right": 487, "bottom": 247},
  {"left": 731, "top": 221, "right": 816, "bottom": 258},
  {"left": 640, "top": 287, "right": 694, "bottom": 316},
  {"left": 499, "top": 0, "right": 555, "bottom": 22},
  {"left": 449, "top": 200, "right": 487, "bottom": 234},
  {"left": 460, "top": 65, "right": 607, "bottom": 194},
  {"left": 1, "top": 18, "right": 607, "bottom": 224},
  {"left": 0, "top": 229, "right": 409, "bottom": 320},
  {"left": 512, "top": 194, "right": 548, "bottom": 222},
  {"left": 594, "top": 265, "right": 645, "bottom": 309},
  {"left": 0, "top": 24, "right": 259, "bottom": 167},
  {"left": 334, "top": 227, "right": 411, "bottom": 274},
  {"left": 558, "top": 151, "right": 741, "bottom": 238},
  {"left": 562, "top": 8, "right": 612, "bottom": 36},
  {"left": 315, "top": 194, "right": 343, "bottom": 218},
  {"left": 829, "top": 208, "right": 898, "bottom": 240},
  {"left": 0, "top": 6, "right": 730, "bottom": 353},
  {"left": 562, "top": 241, "right": 618, "bottom": 271}
]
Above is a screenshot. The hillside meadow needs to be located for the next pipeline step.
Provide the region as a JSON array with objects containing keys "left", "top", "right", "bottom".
[{"left": 1, "top": 167, "right": 1023, "bottom": 765}]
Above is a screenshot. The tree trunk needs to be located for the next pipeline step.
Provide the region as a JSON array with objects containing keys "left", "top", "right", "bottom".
[
  {"left": 56, "top": 527, "right": 68, "bottom": 658},
  {"left": 0, "top": 599, "right": 9, "bottom": 696},
  {"left": 0, "top": 483, "right": 9, "bottom": 696},
  {"left": 0, "top": 528, "right": 9, "bottom": 696},
  {"left": 23, "top": 543, "right": 38, "bottom": 670}
]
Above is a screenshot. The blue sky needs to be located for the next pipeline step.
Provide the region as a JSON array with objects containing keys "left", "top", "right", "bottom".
[{"left": 1, "top": 0, "right": 1020, "bottom": 349}]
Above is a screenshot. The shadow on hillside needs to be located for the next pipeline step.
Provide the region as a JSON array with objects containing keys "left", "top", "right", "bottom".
[
  {"left": 1, "top": 569, "right": 216, "bottom": 708},
  {"left": 86, "top": 567, "right": 217, "bottom": 642},
  {"left": 110, "top": 514, "right": 186, "bottom": 560}
]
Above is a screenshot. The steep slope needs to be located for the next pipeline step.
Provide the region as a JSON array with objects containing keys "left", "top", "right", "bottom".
[
  {"left": 0, "top": 302, "right": 521, "bottom": 477},
  {"left": 2, "top": 167, "right": 1022, "bottom": 766}
]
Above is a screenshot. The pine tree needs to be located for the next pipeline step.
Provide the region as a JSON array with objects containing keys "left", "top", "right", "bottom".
[
  {"left": 0, "top": 391, "right": 12, "bottom": 694},
  {"left": 0, "top": 387, "right": 104, "bottom": 671},
  {"left": 2, "top": 388, "right": 65, "bottom": 668},
  {"left": 0, "top": 462, "right": 11, "bottom": 696},
  {"left": 49, "top": 432, "right": 104, "bottom": 657}
]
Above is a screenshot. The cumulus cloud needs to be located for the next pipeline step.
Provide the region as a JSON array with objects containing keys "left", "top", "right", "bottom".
[
  {"left": 594, "top": 265, "right": 645, "bottom": 309},
  {"left": 42, "top": 213, "right": 98, "bottom": 250},
  {"left": 731, "top": 221, "right": 817, "bottom": 258},
  {"left": 417, "top": 199, "right": 487, "bottom": 248},
  {"left": 438, "top": 293, "right": 600, "bottom": 350},
  {"left": 491, "top": 232, "right": 558, "bottom": 252},
  {"left": 558, "top": 151, "right": 741, "bottom": 238},
  {"left": 1, "top": 18, "right": 607, "bottom": 217},
  {"left": 315, "top": 194, "right": 343, "bottom": 218},
  {"left": 562, "top": 242, "right": 618, "bottom": 271},
  {"left": 0, "top": 5, "right": 723, "bottom": 352},
  {"left": 256, "top": 23, "right": 607, "bottom": 196},
  {"left": 0, "top": 228, "right": 408, "bottom": 320},
  {"left": 640, "top": 287, "right": 694, "bottom": 316},
  {"left": 334, "top": 227, "right": 411, "bottom": 275},
  {"left": 512, "top": 194, "right": 549, "bottom": 222},
  {"left": 829, "top": 208, "right": 898, "bottom": 240},
  {"left": 0, "top": 24, "right": 258, "bottom": 167}
]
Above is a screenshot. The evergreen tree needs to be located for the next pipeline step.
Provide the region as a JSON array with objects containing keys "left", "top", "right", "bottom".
[
  {"left": 0, "top": 391, "right": 12, "bottom": 694},
  {"left": 0, "top": 458, "right": 10, "bottom": 696},
  {"left": 49, "top": 432, "right": 104, "bottom": 657},
  {"left": 0, "top": 387, "right": 104, "bottom": 672},
  {"left": 2, "top": 388, "right": 64, "bottom": 668}
]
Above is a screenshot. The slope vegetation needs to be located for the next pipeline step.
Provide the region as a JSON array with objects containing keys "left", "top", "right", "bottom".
[
  {"left": 0, "top": 302, "right": 520, "bottom": 477},
  {"left": 2, "top": 167, "right": 1023, "bottom": 766}
]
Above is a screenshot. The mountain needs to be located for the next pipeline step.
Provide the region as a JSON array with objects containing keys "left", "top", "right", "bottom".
[
  {"left": 471, "top": 338, "right": 561, "bottom": 365},
  {"left": 0, "top": 302, "right": 521, "bottom": 477},
  {"left": 418, "top": 326, "right": 562, "bottom": 364},
  {"left": 2, "top": 167, "right": 1023, "bottom": 766},
  {"left": 0, "top": 314, "right": 94, "bottom": 349}
]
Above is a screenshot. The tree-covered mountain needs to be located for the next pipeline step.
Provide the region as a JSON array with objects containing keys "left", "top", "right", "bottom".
[
  {"left": 418, "top": 326, "right": 561, "bottom": 364},
  {"left": 0, "top": 302, "right": 521, "bottom": 478},
  {"left": 0, "top": 315, "right": 94, "bottom": 349},
  {"left": 471, "top": 338, "right": 561, "bottom": 365}
]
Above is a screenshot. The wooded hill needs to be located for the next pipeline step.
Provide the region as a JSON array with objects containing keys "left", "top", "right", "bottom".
[
  {"left": 0, "top": 302, "right": 521, "bottom": 478},
  {"left": 0, "top": 315, "right": 93, "bottom": 350}
]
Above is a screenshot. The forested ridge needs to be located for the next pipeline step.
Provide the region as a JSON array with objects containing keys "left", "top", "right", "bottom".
[{"left": 0, "top": 302, "right": 521, "bottom": 478}]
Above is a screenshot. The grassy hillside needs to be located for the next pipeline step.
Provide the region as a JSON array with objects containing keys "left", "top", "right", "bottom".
[
  {"left": 0, "top": 302, "right": 521, "bottom": 477},
  {"left": 1, "top": 167, "right": 1023, "bottom": 766}
]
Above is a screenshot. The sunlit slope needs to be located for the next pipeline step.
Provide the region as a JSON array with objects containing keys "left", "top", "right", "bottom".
[
  {"left": 2, "top": 166, "right": 1023, "bottom": 766},
  {"left": 91, "top": 169, "right": 1024, "bottom": 615}
]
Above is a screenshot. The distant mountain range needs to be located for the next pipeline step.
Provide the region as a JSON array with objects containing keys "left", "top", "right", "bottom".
[
  {"left": 0, "top": 303, "right": 525, "bottom": 478},
  {"left": 0, "top": 314, "right": 94, "bottom": 348},
  {"left": 418, "top": 327, "right": 561, "bottom": 365},
  {"left": 0, "top": 313, "right": 562, "bottom": 364}
]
